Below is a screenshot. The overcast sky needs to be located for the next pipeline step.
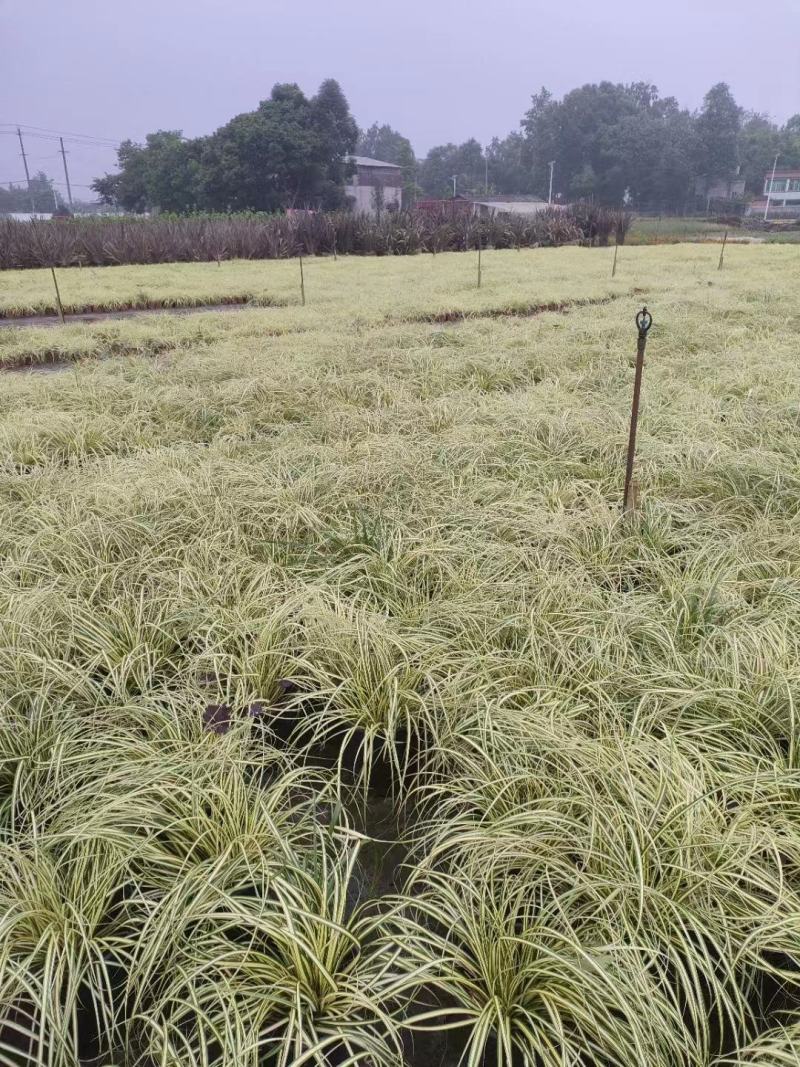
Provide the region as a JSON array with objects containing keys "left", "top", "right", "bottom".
[{"left": 2, "top": 0, "right": 798, "bottom": 198}]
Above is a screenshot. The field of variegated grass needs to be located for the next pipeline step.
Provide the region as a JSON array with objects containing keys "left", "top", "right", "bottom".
[{"left": 2, "top": 243, "right": 800, "bottom": 1067}]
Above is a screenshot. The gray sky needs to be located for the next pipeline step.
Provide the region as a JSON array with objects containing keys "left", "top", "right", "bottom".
[{"left": 2, "top": 0, "right": 798, "bottom": 197}]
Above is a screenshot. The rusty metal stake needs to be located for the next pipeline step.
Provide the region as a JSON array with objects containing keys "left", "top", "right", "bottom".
[
  {"left": 50, "top": 267, "right": 65, "bottom": 324},
  {"left": 299, "top": 255, "right": 306, "bottom": 306},
  {"left": 718, "top": 229, "right": 728, "bottom": 270},
  {"left": 623, "top": 307, "right": 653, "bottom": 511}
]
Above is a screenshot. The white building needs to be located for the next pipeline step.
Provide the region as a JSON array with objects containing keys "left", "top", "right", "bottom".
[
  {"left": 4, "top": 212, "right": 53, "bottom": 221},
  {"left": 471, "top": 197, "right": 553, "bottom": 218},
  {"left": 746, "top": 169, "right": 800, "bottom": 217},
  {"left": 345, "top": 156, "right": 402, "bottom": 214}
]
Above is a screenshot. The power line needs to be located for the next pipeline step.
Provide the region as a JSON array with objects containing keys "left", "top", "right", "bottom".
[
  {"left": 0, "top": 122, "right": 122, "bottom": 146},
  {"left": 0, "top": 177, "right": 99, "bottom": 190},
  {"left": 0, "top": 131, "right": 120, "bottom": 150}
]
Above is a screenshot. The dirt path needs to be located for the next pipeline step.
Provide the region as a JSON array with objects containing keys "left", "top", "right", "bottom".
[{"left": 0, "top": 300, "right": 259, "bottom": 330}]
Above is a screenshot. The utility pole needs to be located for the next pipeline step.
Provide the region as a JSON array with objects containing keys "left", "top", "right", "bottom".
[
  {"left": 451, "top": 174, "right": 457, "bottom": 198},
  {"left": 59, "top": 137, "right": 74, "bottom": 208},
  {"left": 17, "top": 127, "right": 36, "bottom": 214},
  {"left": 548, "top": 160, "right": 555, "bottom": 205},
  {"left": 764, "top": 153, "right": 779, "bottom": 222}
]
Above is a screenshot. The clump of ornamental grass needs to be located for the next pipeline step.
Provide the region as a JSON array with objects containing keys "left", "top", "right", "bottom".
[
  {"left": 285, "top": 592, "right": 444, "bottom": 796},
  {"left": 716, "top": 1021, "right": 800, "bottom": 1064},
  {"left": 130, "top": 828, "right": 407, "bottom": 1067},
  {"left": 0, "top": 835, "right": 130, "bottom": 1067},
  {"left": 386, "top": 864, "right": 696, "bottom": 1067}
]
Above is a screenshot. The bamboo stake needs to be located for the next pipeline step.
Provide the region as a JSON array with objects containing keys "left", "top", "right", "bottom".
[
  {"left": 718, "top": 229, "right": 728, "bottom": 271},
  {"left": 50, "top": 267, "right": 65, "bottom": 324}
]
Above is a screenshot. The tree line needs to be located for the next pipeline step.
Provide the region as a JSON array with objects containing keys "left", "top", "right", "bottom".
[
  {"left": 92, "top": 80, "right": 359, "bottom": 214},
  {"left": 0, "top": 171, "right": 66, "bottom": 214},
  {"left": 15, "top": 79, "right": 795, "bottom": 216},
  {"left": 381, "top": 83, "right": 799, "bottom": 211}
]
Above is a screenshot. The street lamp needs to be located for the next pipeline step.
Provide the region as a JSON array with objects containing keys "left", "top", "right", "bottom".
[{"left": 764, "top": 153, "right": 779, "bottom": 222}]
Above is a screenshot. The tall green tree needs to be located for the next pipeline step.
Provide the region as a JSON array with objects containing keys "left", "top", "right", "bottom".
[
  {"left": 485, "top": 133, "right": 534, "bottom": 195},
  {"left": 94, "top": 80, "right": 358, "bottom": 213},
  {"left": 419, "top": 139, "right": 485, "bottom": 198},
  {"left": 357, "top": 123, "right": 411, "bottom": 164},
  {"left": 738, "top": 114, "right": 780, "bottom": 196},
  {"left": 0, "top": 170, "right": 64, "bottom": 213},
  {"left": 694, "top": 82, "right": 742, "bottom": 184},
  {"left": 522, "top": 82, "right": 696, "bottom": 208}
]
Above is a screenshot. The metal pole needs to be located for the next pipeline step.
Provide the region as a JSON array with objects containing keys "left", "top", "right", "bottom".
[
  {"left": 451, "top": 175, "right": 457, "bottom": 198},
  {"left": 299, "top": 255, "right": 305, "bottom": 306},
  {"left": 477, "top": 243, "right": 482, "bottom": 288},
  {"left": 484, "top": 150, "right": 489, "bottom": 195},
  {"left": 548, "top": 161, "right": 555, "bottom": 205},
  {"left": 17, "top": 127, "right": 35, "bottom": 214},
  {"left": 612, "top": 239, "right": 619, "bottom": 278},
  {"left": 50, "top": 267, "right": 65, "bottom": 324},
  {"left": 59, "top": 137, "right": 73, "bottom": 208},
  {"left": 764, "top": 153, "right": 779, "bottom": 222},
  {"left": 718, "top": 229, "right": 728, "bottom": 271},
  {"left": 623, "top": 307, "right": 653, "bottom": 512}
]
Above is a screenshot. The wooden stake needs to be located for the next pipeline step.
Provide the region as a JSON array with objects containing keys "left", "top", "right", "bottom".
[
  {"left": 718, "top": 229, "right": 728, "bottom": 271},
  {"left": 477, "top": 243, "right": 482, "bottom": 288},
  {"left": 612, "top": 239, "right": 619, "bottom": 278},
  {"left": 299, "top": 255, "right": 306, "bottom": 306},
  {"left": 50, "top": 267, "right": 65, "bottom": 324},
  {"left": 623, "top": 307, "right": 653, "bottom": 512}
]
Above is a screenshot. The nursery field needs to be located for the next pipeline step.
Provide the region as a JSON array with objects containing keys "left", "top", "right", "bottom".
[
  {"left": 0, "top": 248, "right": 619, "bottom": 322},
  {"left": 2, "top": 244, "right": 800, "bottom": 1067}
]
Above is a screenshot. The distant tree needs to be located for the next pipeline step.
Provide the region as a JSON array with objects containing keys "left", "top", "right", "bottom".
[
  {"left": 779, "top": 115, "right": 800, "bottom": 170},
  {"left": 694, "top": 83, "right": 742, "bottom": 184},
  {"left": 311, "top": 78, "right": 360, "bottom": 205},
  {"left": 0, "top": 170, "right": 64, "bottom": 213},
  {"left": 419, "top": 138, "right": 485, "bottom": 198},
  {"left": 93, "top": 132, "right": 201, "bottom": 212},
  {"left": 393, "top": 139, "right": 420, "bottom": 207},
  {"left": 94, "top": 80, "right": 358, "bottom": 214},
  {"left": 738, "top": 113, "right": 780, "bottom": 195},
  {"left": 357, "top": 123, "right": 411, "bottom": 164},
  {"left": 522, "top": 82, "right": 696, "bottom": 209},
  {"left": 485, "top": 132, "right": 534, "bottom": 195}
]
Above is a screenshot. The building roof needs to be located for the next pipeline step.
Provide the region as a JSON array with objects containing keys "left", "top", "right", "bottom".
[
  {"left": 766, "top": 170, "right": 800, "bottom": 178},
  {"left": 349, "top": 155, "right": 401, "bottom": 169},
  {"left": 473, "top": 199, "right": 551, "bottom": 215}
]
